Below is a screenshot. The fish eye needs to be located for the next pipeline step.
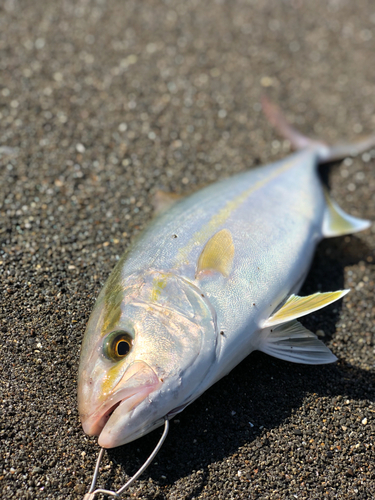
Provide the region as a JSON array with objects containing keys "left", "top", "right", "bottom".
[{"left": 104, "top": 330, "right": 133, "bottom": 361}]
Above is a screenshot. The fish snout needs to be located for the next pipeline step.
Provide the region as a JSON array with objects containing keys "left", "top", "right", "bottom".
[{"left": 80, "top": 361, "right": 162, "bottom": 442}]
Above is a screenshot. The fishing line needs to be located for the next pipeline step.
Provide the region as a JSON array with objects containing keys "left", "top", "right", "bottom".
[{"left": 83, "top": 417, "right": 170, "bottom": 499}]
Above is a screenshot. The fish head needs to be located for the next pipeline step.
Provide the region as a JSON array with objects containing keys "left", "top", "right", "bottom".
[{"left": 78, "top": 268, "right": 217, "bottom": 448}]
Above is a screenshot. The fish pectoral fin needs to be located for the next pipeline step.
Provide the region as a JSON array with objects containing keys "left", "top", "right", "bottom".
[
  {"left": 322, "top": 188, "right": 371, "bottom": 237},
  {"left": 196, "top": 229, "right": 235, "bottom": 278},
  {"left": 263, "top": 290, "right": 350, "bottom": 328},
  {"left": 258, "top": 320, "right": 337, "bottom": 365}
]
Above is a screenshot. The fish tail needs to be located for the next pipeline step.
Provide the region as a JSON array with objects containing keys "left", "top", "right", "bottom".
[{"left": 261, "top": 95, "right": 375, "bottom": 163}]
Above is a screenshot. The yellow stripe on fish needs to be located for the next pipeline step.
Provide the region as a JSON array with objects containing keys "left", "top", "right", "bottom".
[{"left": 175, "top": 156, "right": 299, "bottom": 266}]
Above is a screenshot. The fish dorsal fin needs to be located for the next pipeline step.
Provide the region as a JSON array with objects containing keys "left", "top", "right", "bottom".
[
  {"left": 263, "top": 289, "right": 350, "bottom": 328},
  {"left": 258, "top": 320, "right": 337, "bottom": 364},
  {"left": 196, "top": 229, "right": 234, "bottom": 278},
  {"left": 152, "top": 190, "right": 184, "bottom": 216},
  {"left": 322, "top": 188, "right": 371, "bottom": 237}
]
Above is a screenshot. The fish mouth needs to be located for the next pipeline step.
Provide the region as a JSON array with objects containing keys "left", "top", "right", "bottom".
[{"left": 81, "top": 361, "right": 161, "bottom": 441}]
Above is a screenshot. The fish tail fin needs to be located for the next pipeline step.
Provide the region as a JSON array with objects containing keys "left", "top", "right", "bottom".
[
  {"left": 261, "top": 95, "right": 325, "bottom": 151},
  {"left": 261, "top": 96, "right": 372, "bottom": 236},
  {"left": 261, "top": 95, "right": 375, "bottom": 163}
]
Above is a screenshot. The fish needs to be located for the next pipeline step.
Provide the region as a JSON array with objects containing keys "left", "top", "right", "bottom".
[{"left": 78, "top": 98, "right": 374, "bottom": 449}]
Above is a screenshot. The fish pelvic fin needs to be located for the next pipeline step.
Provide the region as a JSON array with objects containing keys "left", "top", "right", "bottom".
[
  {"left": 263, "top": 290, "right": 350, "bottom": 328},
  {"left": 322, "top": 188, "right": 371, "bottom": 237},
  {"left": 262, "top": 95, "right": 375, "bottom": 163},
  {"left": 258, "top": 320, "right": 337, "bottom": 365}
]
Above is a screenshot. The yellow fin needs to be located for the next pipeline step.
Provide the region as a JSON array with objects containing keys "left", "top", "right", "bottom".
[
  {"left": 323, "top": 189, "right": 371, "bottom": 237},
  {"left": 263, "top": 289, "right": 350, "bottom": 327},
  {"left": 196, "top": 229, "right": 234, "bottom": 278}
]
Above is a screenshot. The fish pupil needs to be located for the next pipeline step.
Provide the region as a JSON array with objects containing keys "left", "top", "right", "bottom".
[{"left": 117, "top": 340, "right": 130, "bottom": 356}]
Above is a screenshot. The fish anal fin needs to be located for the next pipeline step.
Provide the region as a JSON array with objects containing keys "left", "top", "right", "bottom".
[
  {"left": 323, "top": 188, "right": 371, "bottom": 237},
  {"left": 258, "top": 320, "right": 337, "bottom": 365},
  {"left": 196, "top": 229, "right": 235, "bottom": 278},
  {"left": 263, "top": 289, "right": 350, "bottom": 328}
]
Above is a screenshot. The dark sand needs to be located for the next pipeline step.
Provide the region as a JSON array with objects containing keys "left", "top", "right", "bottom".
[{"left": 1, "top": 1, "right": 375, "bottom": 499}]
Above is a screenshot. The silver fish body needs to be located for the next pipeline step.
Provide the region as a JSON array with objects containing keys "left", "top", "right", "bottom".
[
  {"left": 78, "top": 126, "right": 371, "bottom": 448},
  {"left": 119, "top": 150, "right": 324, "bottom": 377}
]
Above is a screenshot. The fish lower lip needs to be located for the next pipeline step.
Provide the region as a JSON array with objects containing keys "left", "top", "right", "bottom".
[
  {"left": 167, "top": 402, "right": 189, "bottom": 418},
  {"left": 81, "top": 361, "right": 161, "bottom": 437}
]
